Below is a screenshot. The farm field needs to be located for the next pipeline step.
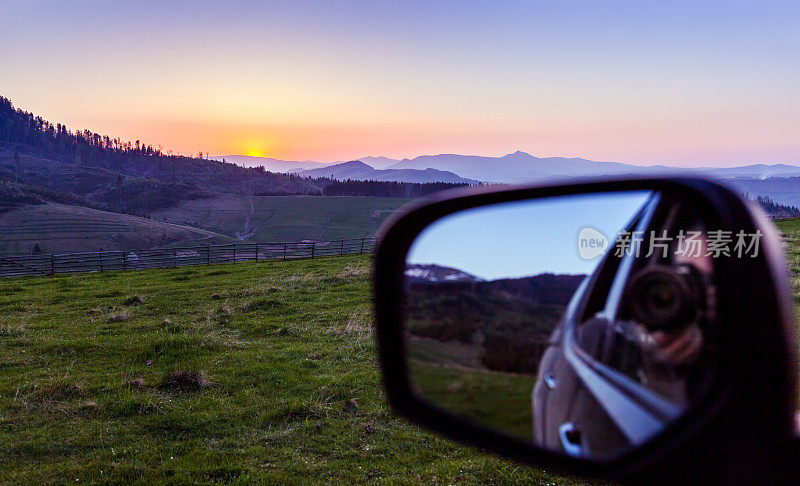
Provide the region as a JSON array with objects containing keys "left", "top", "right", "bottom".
[
  {"left": 0, "top": 203, "right": 234, "bottom": 254},
  {"left": 152, "top": 195, "right": 411, "bottom": 242}
]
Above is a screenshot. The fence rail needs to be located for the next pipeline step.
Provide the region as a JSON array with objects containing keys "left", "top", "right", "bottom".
[{"left": 0, "top": 238, "right": 377, "bottom": 278}]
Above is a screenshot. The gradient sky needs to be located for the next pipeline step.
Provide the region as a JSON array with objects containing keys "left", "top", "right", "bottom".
[{"left": 1, "top": 1, "right": 798, "bottom": 165}]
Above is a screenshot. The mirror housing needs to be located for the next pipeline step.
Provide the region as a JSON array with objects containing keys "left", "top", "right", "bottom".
[{"left": 373, "top": 177, "right": 798, "bottom": 483}]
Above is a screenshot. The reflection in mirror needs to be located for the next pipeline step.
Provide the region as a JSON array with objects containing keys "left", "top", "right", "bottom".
[{"left": 403, "top": 191, "right": 719, "bottom": 460}]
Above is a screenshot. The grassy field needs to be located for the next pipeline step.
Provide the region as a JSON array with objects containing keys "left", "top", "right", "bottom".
[
  {"left": 4, "top": 219, "right": 800, "bottom": 484},
  {"left": 406, "top": 336, "right": 538, "bottom": 440},
  {"left": 0, "top": 255, "right": 581, "bottom": 484},
  {"left": 0, "top": 203, "right": 234, "bottom": 254},
  {"left": 410, "top": 360, "right": 537, "bottom": 440},
  {"left": 777, "top": 218, "right": 800, "bottom": 323},
  {"left": 152, "top": 195, "right": 410, "bottom": 242}
]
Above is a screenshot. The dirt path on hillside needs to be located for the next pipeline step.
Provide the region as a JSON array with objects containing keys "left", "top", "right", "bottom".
[{"left": 235, "top": 196, "right": 256, "bottom": 240}]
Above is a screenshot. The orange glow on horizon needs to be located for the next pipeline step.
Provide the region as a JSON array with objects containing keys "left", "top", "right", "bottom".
[{"left": 34, "top": 112, "right": 800, "bottom": 167}]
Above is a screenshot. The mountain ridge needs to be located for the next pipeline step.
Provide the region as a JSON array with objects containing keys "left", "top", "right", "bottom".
[
  {"left": 218, "top": 150, "right": 800, "bottom": 183},
  {"left": 300, "top": 160, "right": 478, "bottom": 184}
]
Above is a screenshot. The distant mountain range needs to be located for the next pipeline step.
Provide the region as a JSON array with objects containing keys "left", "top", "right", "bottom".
[
  {"left": 219, "top": 151, "right": 800, "bottom": 183},
  {"left": 386, "top": 151, "right": 800, "bottom": 182},
  {"left": 218, "top": 151, "right": 800, "bottom": 206},
  {"left": 301, "top": 160, "right": 477, "bottom": 184},
  {"left": 212, "top": 155, "right": 401, "bottom": 172},
  {"left": 211, "top": 155, "right": 332, "bottom": 173},
  {"left": 386, "top": 151, "right": 642, "bottom": 182}
]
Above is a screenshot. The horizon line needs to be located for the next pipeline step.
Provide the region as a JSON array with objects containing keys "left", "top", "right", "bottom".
[{"left": 210, "top": 151, "right": 800, "bottom": 170}]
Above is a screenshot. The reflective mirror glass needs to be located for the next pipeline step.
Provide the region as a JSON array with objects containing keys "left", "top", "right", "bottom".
[{"left": 403, "top": 191, "right": 721, "bottom": 459}]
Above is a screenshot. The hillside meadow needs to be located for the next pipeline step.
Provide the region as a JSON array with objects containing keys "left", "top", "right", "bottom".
[
  {"left": 2, "top": 218, "right": 800, "bottom": 484},
  {"left": 0, "top": 203, "right": 234, "bottom": 254},
  {"left": 152, "top": 195, "right": 410, "bottom": 242}
]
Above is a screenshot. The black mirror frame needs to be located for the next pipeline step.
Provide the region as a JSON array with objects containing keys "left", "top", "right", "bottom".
[{"left": 373, "top": 176, "right": 798, "bottom": 483}]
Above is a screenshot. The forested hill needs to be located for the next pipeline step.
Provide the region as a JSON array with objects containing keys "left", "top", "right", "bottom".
[
  {"left": 0, "top": 96, "right": 323, "bottom": 201},
  {"left": 750, "top": 195, "right": 800, "bottom": 220}
]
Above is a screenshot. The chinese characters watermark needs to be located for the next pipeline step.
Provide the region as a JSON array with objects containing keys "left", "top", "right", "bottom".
[{"left": 611, "top": 229, "right": 762, "bottom": 258}]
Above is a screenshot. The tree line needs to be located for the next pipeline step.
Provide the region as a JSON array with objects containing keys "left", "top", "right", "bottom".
[
  {"left": 320, "top": 179, "right": 470, "bottom": 198},
  {"left": 749, "top": 194, "right": 800, "bottom": 219}
]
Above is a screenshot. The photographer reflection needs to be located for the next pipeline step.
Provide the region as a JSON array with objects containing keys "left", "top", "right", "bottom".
[
  {"left": 649, "top": 237, "right": 715, "bottom": 367},
  {"left": 577, "top": 216, "right": 717, "bottom": 406}
]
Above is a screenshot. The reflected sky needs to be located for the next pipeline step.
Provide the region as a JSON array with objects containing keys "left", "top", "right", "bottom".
[{"left": 407, "top": 191, "right": 651, "bottom": 280}]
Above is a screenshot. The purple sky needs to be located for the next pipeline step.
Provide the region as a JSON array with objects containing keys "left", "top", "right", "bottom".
[{"left": 1, "top": 1, "right": 798, "bottom": 166}]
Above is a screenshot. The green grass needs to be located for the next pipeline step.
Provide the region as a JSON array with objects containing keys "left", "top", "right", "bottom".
[
  {"left": 152, "top": 195, "right": 410, "bottom": 242},
  {"left": 776, "top": 218, "right": 800, "bottom": 315},
  {"left": 410, "top": 361, "right": 537, "bottom": 440},
  {"left": 406, "top": 336, "right": 538, "bottom": 440},
  {"left": 0, "top": 255, "right": 584, "bottom": 484},
  {"left": 772, "top": 220, "right": 800, "bottom": 404}
]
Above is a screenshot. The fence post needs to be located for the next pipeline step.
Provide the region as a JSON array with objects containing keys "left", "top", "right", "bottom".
[
  {"left": 122, "top": 251, "right": 127, "bottom": 271},
  {"left": 206, "top": 246, "right": 211, "bottom": 265},
  {"left": 232, "top": 244, "right": 237, "bottom": 263},
  {"left": 283, "top": 243, "right": 287, "bottom": 260},
  {"left": 311, "top": 242, "right": 315, "bottom": 259},
  {"left": 98, "top": 252, "right": 103, "bottom": 272},
  {"left": 50, "top": 254, "right": 55, "bottom": 276},
  {"left": 339, "top": 240, "right": 344, "bottom": 256},
  {"left": 255, "top": 242, "right": 259, "bottom": 262},
  {"left": 359, "top": 238, "right": 365, "bottom": 254},
  {"left": 173, "top": 249, "right": 178, "bottom": 267}
]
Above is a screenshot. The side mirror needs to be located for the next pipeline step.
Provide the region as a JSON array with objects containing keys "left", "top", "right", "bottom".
[{"left": 373, "top": 177, "right": 798, "bottom": 483}]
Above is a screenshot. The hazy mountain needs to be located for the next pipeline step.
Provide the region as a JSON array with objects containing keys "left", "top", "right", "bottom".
[
  {"left": 385, "top": 150, "right": 653, "bottom": 182},
  {"left": 212, "top": 155, "right": 332, "bottom": 172},
  {"left": 386, "top": 150, "right": 800, "bottom": 183},
  {"left": 727, "top": 177, "right": 800, "bottom": 209},
  {"left": 214, "top": 155, "right": 400, "bottom": 172},
  {"left": 214, "top": 150, "right": 800, "bottom": 209},
  {"left": 217, "top": 151, "right": 800, "bottom": 185},
  {"left": 300, "top": 160, "right": 477, "bottom": 184},
  {"left": 698, "top": 164, "right": 800, "bottom": 179},
  {"left": 358, "top": 156, "right": 401, "bottom": 169}
]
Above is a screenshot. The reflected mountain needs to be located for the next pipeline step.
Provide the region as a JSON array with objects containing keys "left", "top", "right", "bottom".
[{"left": 404, "top": 264, "right": 585, "bottom": 373}]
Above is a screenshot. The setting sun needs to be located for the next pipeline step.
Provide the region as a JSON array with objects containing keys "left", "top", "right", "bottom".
[{"left": 246, "top": 149, "right": 264, "bottom": 157}]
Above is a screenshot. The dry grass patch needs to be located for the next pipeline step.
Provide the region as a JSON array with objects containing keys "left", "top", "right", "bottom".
[
  {"left": 159, "top": 370, "right": 209, "bottom": 392},
  {"left": 122, "top": 295, "right": 145, "bottom": 306},
  {"left": 0, "top": 320, "right": 26, "bottom": 337},
  {"left": 330, "top": 310, "right": 373, "bottom": 340},
  {"left": 127, "top": 377, "right": 146, "bottom": 390},
  {"left": 107, "top": 311, "right": 130, "bottom": 323},
  {"left": 338, "top": 262, "right": 371, "bottom": 279},
  {"left": 285, "top": 272, "right": 316, "bottom": 283},
  {"left": 23, "top": 382, "right": 84, "bottom": 404}
]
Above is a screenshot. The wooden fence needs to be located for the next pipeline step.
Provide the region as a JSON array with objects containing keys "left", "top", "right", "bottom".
[{"left": 0, "top": 238, "right": 376, "bottom": 278}]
